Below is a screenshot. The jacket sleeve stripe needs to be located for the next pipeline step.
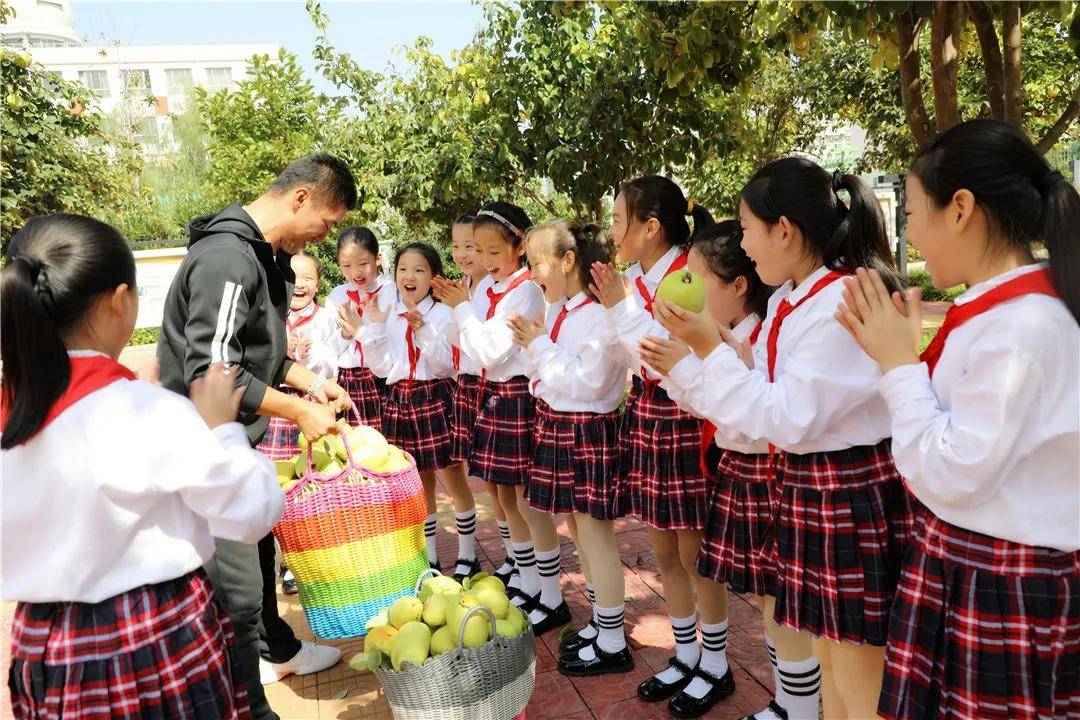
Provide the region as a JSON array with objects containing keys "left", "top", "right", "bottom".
[{"left": 211, "top": 281, "right": 242, "bottom": 364}]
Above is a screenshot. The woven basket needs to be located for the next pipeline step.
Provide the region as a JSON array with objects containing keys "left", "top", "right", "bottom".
[
  {"left": 273, "top": 431, "right": 429, "bottom": 638},
  {"left": 373, "top": 571, "right": 536, "bottom": 720}
]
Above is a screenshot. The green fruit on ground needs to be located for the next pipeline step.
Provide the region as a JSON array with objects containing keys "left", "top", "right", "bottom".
[
  {"left": 471, "top": 576, "right": 505, "bottom": 595},
  {"left": 468, "top": 586, "right": 509, "bottom": 620},
  {"left": 429, "top": 625, "right": 455, "bottom": 656},
  {"left": 495, "top": 618, "right": 524, "bottom": 638},
  {"left": 364, "top": 624, "right": 398, "bottom": 655},
  {"left": 505, "top": 604, "right": 528, "bottom": 634},
  {"left": 348, "top": 650, "right": 380, "bottom": 673},
  {"left": 422, "top": 594, "right": 450, "bottom": 628},
  {"left": 388, "top": 596, "right": 424, "bottom": 629},
  {"left": 390, "top": 621, "right": 432, "bottom": 670},
  {"left": 656, "top": 269, "right": 706, "bottom": 313}
]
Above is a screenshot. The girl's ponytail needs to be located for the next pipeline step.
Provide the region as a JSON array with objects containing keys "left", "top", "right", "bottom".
[
  {"left": 1039, "top": 172, "right": 1080, "bottom": 321},
  {"left": 831, "top": 172, "right": 902, "bottom": 293},
  {"left": 620, "top": 175, "right": 714, "bottom": 247},
  {"left": 1, "top": 214, "right": 136, "bottom": 449}
]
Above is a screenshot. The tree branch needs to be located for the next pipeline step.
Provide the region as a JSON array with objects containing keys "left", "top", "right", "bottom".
[
  {"left": 897, "top": 11, "right": 936, "bottom": 146},
  {"left": 966, "top": 0, "right": 1005, "bottom": 119},
  {"left": 1002, "top": 0, "right": 1022, "bottom": 125},
  {"left": 1036, "top": 83, "right": 1080, "bottom": 155},
  {"left": 931, "top": 0, "right": 963, "bottom": 131}
]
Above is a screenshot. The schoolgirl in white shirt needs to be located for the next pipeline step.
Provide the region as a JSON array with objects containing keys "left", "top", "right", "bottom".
[
  {"left": 358, "top": 242, "right": 479, "bottom": 580},
  {"left": 836, "top": 119, "right": 1079, "bottom": 720},
  {"left": 2, "top": 214, "right": 282, "bottom": 719}
]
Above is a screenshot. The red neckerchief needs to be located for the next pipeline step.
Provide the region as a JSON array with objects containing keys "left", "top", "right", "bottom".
[
  {"left": 700, "top": 319, "right": 764, "bottom": 475},
  {"left": 921, "top": 268, "right": 1058, "bottom": 377},
  {"left": 400, "top": 312, "right": 421, "bottom": 392},
  {"left": 766, "top": 270, "right": 848, "bottom": 381},
  {"left": 1, "top": 354, "right": 135, "bottom": 435},
  {"left": 286, "top": 301, "right": 317, "bottom": 334},
  {"left": 485, "top": 268, "right": 532, "bottom": 320},
  {"left": 530, "top": 295, "right": 596, "bottom": 395},
  {"left": 346, "top": 283, "right": 382, "bottom": 367},
  {"left": 635, "top": 252, "right": 689, "bottom": 386}
]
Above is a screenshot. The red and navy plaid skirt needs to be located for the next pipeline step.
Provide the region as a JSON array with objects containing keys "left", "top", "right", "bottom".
[
  {"left": 255, "top": 386, "right": 305, "bottom": 461},
  {"left": 525, "top": 400, "right": 622, "bottom": 520},
  {"left": 8, "top": 569, "right": 250, "bottom": 720},
  {"left": 879, "top": 510, "right": 1080, "bottom": 720},
  {"left": 382, "top": 378, "right": 455, "bottom": 473},
  {"left": 450, "top": 373, "right": 483, "bottom": 465},
  {"left": 616, "top": 377, "right": 707, "bottom": 531},
  {"left": 697, "top": 450, "right": 778, "bottom": 597},
  {"left": 469, "top": 376, "right": 535, "bottom": 487},
  {"left": 771, "top": 439, "right": 913, "bottom": 645},
  {"left": 338, "top": 365, "right": 383, "bottom": 430}
]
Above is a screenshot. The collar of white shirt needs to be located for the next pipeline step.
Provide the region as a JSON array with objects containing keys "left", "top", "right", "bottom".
[
  {"left": 564, "top": 290, "right": 591, "bottom": 310},
  {"left": 492, "top": 266, "right": 529, "bottom": 292},
  {"left": 953, "top": 262, "right": 1046, "bottom": 306},
  {"left": 395, "top": 294, "right": 436, "bottom": 316},
  {"left": 784, "top": 265, "right": 836, "bottom": 306},
  {"left": 68, "top": 349, "right": 110, "bottom": 359},
  {"left": 642, "top": 245, "right": 683, "bottom": 284},
  {"left": 731, "top": 312, "right": 761, "bottom": 341}
]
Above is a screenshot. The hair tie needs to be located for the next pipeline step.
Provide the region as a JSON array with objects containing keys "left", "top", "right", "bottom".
[
  {"left": 831, "top": 169, "right": 845, "bottom": 194},
  {"left": 1036, "top": 169, "right": 1064, "bottom": 194},
  {"left": 686, "top": 198, "right": 697, "bottom": 215},
  {"left": 476, "top": 209, "right": 524, "bottom": 239},
  {"left": 13, "top": 252, "right": 55, "bottom": 314}
]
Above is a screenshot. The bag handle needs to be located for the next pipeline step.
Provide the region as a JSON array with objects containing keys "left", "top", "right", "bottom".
[
  {"left": 413, "top": 568, "right": 442, "bottom": 596},
  {"left": 453, "top": 605, "right": 501, "bottom": 657},
  {"left": 285, "top": 409, "right": 403, "bottom": 499}
]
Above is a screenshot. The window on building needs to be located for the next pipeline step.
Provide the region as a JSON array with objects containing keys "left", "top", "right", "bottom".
[
  {"left": 29, "top": 37, "right": 65, "bottom": 48},
  {"left": 2, "top": 37, "right": 26, "bottom": 49},
  {"left": 165, "top": 68, "right": 193, "bottom": 96},
  {"left": 78, "top": 69, "right": 109, "bottom": 96},
  {"left": 121, "top": 69, "right": 151, "bottom": 95},
  {"left": 203, "top": 67, "right": 233, "bottom": 93}
]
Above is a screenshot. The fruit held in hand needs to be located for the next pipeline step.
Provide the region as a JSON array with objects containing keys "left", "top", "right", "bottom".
[
  {"left": 656, "top": 270, "right": 706, "bottom": 313},
  {"left": 388, "top": 596, "right": 424, "bottom": 629},
  {"left": 390, "top": 621, "right": 431, "bottom": 670}
]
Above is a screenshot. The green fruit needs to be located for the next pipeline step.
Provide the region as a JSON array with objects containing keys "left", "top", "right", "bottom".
[
  {"left": 422, "top": 594, "right": 450, "bottom": 628},
  {"left": 468, "top": 586, "right": 509, "bottom": 620},
  {"left": 445, "top": 596, "right": 491, "bottom": 649},
  {"left": 364, "top": 624, "right": 398, "bottom": 655},
  {"left": 418, "top": 575, "right": 462, "bottom": 602},
  {"left": 458, "top": 612, "right": 491, "bottom": 648},
  {"left": 495, "top": 617, "right": 524, "bottom": 638},
  {"left": 505, "top": 604, "right": 528, "bottom": 634},
  {"left": 429, "top": 625, "right": 456, "bottom": 656},
  {"left": 390, "top": 621, "right": 431, "bottom": 670},
  {"left": 321, "top": 459, "right": 344, "bottom": 477},
  {"left": 656, "top": 269, "right": 706, "bottom": 313},
  {"left": 388, "top": 596, "right": 424, "bottom": 629},
  {"left": 364, "top": 609, "right": 389, "bottom": 631},
  {"left": 348, "top": 649, "right": 380, "bottom": 673},
  {"left": 471, "top": 576, "right": 505, "bottom": 595}
]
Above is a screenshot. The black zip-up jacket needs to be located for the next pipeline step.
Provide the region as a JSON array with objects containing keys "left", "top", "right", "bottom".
[{"left": 157, "top": 204, "right": 295, "bottom": 445}]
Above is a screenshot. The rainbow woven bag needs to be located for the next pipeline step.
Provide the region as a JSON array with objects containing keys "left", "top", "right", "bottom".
[{"left": 273, "top": 436, "right": 429, "bottom": 638}]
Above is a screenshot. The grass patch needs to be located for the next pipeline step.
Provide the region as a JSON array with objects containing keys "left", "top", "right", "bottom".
[
  {"left": 128, "top": 327, "right": 159, "bottom": 346},
  {"left": 919, "top": 328, "right": 936, "bottom": 353},
  {"left": 907, "top": 269, "right": 964, "bottom": 302}
]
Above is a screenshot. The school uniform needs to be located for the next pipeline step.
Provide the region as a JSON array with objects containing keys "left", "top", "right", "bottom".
[
  {"left": 357, "top": 295, "right": 456, "bottom": 472},
  {"left": 606, "top": 246, "right": 707, "bottom": 531},
  {"left": 874, "top": 264, "right": 1079, "bottom": 720},
  {"left": 661, "top": 313, "right": 777, "bottom": 597},
  {"left": 326, "top": 280, "right": 396, "bottom": 429},
  {"left": 524, "top": 291, "right": 627, "bottom": 520},
  {"left": 692, "top": 265, "right": 912, "bottom": 646},
  {"left": 2, "top": 351, "right": 283, "bottom": 720},
  {"left": 453, "top": 267, "right": 545, "bottom": 486},
  {"left": 446, "top": 278, "right": 485, "bottom": 465},
  {"left": 256, "top": 301, "right": 340, "bottom": 460}
]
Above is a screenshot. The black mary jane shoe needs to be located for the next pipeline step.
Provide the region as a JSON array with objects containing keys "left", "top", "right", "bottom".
[
  {"left": 559, "top": 621, "right": 598, "bottom": 657},
  {"left": 492, "top": 558, "right": 516, "bottom": 586},
  {"left": 558, "top": 639, "right": 635, "bottom": 677},
  {"left": 529, "top": 599, "right": 572, "bottom": 637},
  {"left": 636, "top": 656, "right": 697, "bottom": 703},
  {"left": 667, "top": 665, "right": 736, "bottom": 718},
  {"left": 740, "top": 700, "right": 789, "bottom": 720},
  {"left": 452, "top": 556, "right": 482, "bottom": 583}
]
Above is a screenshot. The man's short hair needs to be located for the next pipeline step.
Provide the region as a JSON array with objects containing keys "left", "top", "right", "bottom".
[{"left": 269, "top": 153, "right": 357, "bottom": 210}]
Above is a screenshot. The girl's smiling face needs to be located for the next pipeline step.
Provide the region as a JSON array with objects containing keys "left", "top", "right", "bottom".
[
  {"left": 451, "top": 223, "right": 481, "bottom": 280},
  {"left": 738, "top": 199, "right": 795, "bottom": 287},
  {"left": 609, "top": 192, "right": 661, "bottom": 265},
  {"left": 395, "top": 249, "right": 434, "bottom": 307},
  {"left": 474, "top": 223, "right": 524, "bottom": 282},
  {"left": 290, "top": 254, "right": 320, "bottom": 312},
  {"left": 688, "top": 246, "right": 749, "bottom": 328},
  {"left": 526, "top": 230, "right": 572, "bottom": 303},
  {"left": 338, "top": 242, "right": 381, "bottom": 289}
]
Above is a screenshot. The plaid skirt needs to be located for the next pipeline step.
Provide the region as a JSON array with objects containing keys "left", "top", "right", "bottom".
[
  {"left": 382, "top": 378, "right": 455, "bottom": 473},
  {"left": 696, "top": 450, "right": 778, "bottom": 597},
  {"left": 8, "top": 569, "right": 250, "bottom": 720},
  {"left": 525, "top": 400, "right": 622, "bottom": 520},
  {"left": 616, "top": 377, "right": 707, "bottom": 531},
  {"left": 338, "top": 365, "right": 383, "bottom": 430},
  {"left": 771, "top": 439, "right": 913, "bottom": 645},
  {"left": 469, "top": 376, "right": 535, "bottom": 487},
  {"left": 255, "top": 386, "right": 305, "bottom": 461},
  {"left": 879, "top": 510, "right": 1080, "bottom": 720},
  {"left": 450, "top": 373, "right": 483, "bottom": 465}
]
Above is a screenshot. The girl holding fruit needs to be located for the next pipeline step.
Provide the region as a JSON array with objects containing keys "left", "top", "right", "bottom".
[
  {"left": 589, "top": 175, "right": 737, "bottom": 711},
  {"left": 358, "top": 242, "right": 479, "bottom": 580}
]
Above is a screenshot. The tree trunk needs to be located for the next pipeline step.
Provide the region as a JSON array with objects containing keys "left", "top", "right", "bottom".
[
  {"left": 1036, "top": 84, "right": 1080, "bottom": 155},
  {"left": 897, "top": 11, "right": 936, "bottom": 146},
  {"left": 931, "top": 0, "right": 963, "bottom": 132},
  {"left": 1002, "top": 1, "right": 1022, "bottom": 125},
  {"left": 966, "top": 0, "right": 1005, "bottom": 119}
]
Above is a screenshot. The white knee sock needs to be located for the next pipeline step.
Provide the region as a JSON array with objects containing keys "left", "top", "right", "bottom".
[
  {"left": 424, "top": 514, "right": 438, "bottom": 566},
  {"left": 495, "top": 521, "right": 514, "bottom": 575},
  {"left": 683, "top": 619, "right": 729, "bottom": 699},
  {"left": 510, "top": 541, "right": 539, "bottom": 604},
  {"left": 653, "top": 613, "right": 699, "bottom": 684},
  {"left": 534, "top": 547, "right": 563, "bottom": 606},
  {"left": 773, "top": 656, "right": 821, "bottom": 720},
  {"left": 453, "top": 509, "right": 476, "bottom": 572},
  {"left": 576, "top": 603, "right": 625, "bottom": 660}
]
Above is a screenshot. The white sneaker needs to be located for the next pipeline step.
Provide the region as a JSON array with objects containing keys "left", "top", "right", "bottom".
[{"left": 259, "top": 641, "right": 341, "bottom": 684}]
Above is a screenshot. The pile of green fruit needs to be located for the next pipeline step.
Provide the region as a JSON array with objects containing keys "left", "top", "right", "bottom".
[
  {"left": 274, "top": 421, "right": 412, "bottom": 492},
  {"left": 349, "top": 573, "right": 529, "bottom": 673}
]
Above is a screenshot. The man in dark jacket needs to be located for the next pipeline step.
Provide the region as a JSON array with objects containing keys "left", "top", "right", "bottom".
[{"left": 158, "top": 154, "right": 356, "bottom": 720}]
